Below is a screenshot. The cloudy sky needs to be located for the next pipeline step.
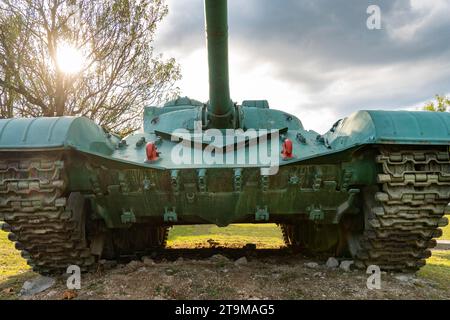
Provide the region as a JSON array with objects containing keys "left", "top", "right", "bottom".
[{"left": 154, "top": 0, "right": 450, "bottom": 133}]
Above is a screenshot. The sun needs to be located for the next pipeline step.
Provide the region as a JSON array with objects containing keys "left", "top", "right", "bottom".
[{"left": 56, "top": 42, "right": 85, "bottom": 74}]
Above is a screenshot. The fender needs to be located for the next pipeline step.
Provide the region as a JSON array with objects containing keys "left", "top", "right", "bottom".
[
  {"left": 325, "top": 110, "right": 450, "bottom": 149},
  {"left": 0, "top": 116, "right": 119, "bottom": 155}
]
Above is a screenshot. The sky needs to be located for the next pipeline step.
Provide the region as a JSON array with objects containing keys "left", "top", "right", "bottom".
[{"left": 154, "top": 0, "right": 450, "bottom": 133}]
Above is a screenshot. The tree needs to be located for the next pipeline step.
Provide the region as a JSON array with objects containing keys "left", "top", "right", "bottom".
[
  {"left": 0, "top": 0, "right": 180, "bottom": 135},
  {"left": 424, "top": 94, "right": 450, "bottom": 112}
]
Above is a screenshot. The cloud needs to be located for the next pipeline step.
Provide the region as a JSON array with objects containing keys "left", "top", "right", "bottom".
[{"left": 155, "top": 0, "right": 450, "bottom": 133}]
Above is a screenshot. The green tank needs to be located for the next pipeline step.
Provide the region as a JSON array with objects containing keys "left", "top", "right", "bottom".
[{"left": 0, "top": 0, "right": 449, "bottom": 274}]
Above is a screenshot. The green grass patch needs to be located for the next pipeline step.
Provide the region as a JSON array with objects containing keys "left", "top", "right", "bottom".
[
  {"left": 0, "top": 230, "right": 30, "bottom": 282},
  {"left": 418, "top": 250, "right": 450, "bottom": 292},
  {"left": 0, "top": 230, "right": 35, "bottom": 299},
  {"left": 167, "top": 224, "right": 285, "bottom": 249}
]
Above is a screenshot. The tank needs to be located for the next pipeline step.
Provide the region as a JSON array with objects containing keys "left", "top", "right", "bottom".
[{"left": 0, "top": 0, "right": 449, "bottom": 274}]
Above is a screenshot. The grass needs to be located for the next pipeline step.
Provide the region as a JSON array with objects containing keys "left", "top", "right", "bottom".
[
  {"left": 418, "top": 251, "right": 450, "bottom": 291},
  {"left": 167, "top": 224, "right": 285, "bottom": 249},
  {"left": 166, "top": 219, "right": 448, "bottom": 247},
  {"left": 0, "top": 229, "right": 31, "bottom": 282},
  {"left": 0, "top": 229, "right": 35, "bottom": 299}
]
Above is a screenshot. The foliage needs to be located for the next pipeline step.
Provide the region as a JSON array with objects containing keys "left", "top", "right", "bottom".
[
  {"left": 0, "top": 0, "right": 180, "bottom": 134},
  {"left": 424, "top": 94, "right": 450, "bottom": 112}
]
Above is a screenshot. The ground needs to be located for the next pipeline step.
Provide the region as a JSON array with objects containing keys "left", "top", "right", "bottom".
[{"left": 0, "top": 222, "right": 449, "bottom": 300}]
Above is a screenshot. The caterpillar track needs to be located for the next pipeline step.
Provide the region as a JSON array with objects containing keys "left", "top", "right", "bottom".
[
  {"left": 281, "top": 147, "right": 450, "bottom": 272},
  {"left": 352, "top": 147, "right": 450, "bottom": 271},
  {"left": 0, "top": 154, "right": 96, "bottom": 274},
  {"left": 159, "top": 227, "right": 170, "bottom": 248},
  {"left": 281, "top": 224, "right": 291, "bottom": 248},
  {"left": 0, "top": 154, "right": 173, "bottom": 274}
]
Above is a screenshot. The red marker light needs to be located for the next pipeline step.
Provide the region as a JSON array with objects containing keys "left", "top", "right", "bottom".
[
  {"left": 146, "top": 142, "right": 159, "bottom": 161},
  {"left": 281, "top": 138, "right": 294, "bottom": 160}
]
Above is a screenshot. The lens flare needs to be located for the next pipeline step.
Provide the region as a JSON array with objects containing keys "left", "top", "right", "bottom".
[{"left": 56, "top": 42, "right": 85, "bottom": 74}]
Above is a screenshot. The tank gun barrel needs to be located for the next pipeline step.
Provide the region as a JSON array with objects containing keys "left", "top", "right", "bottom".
[{"left": 205, "top": 0, "right": 234, "bottom": 129}]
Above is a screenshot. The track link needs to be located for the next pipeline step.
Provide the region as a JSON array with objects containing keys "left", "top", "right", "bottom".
[
  {"left": 159, "top": 227, "right": 170, "bottom": 248},
  {"left": 0, "top": 155, "right": 95, "bottom": 274},
  {"left": 280, "top": 224, "right": 291, "bottom": 247},
  {"left": 353, "top": 148, "right": 450, "bottom": 271}
]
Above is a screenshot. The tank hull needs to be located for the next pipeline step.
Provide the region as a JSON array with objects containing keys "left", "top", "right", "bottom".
[{"left": 0, "top": 127, "right": 449, "bottom": 273}]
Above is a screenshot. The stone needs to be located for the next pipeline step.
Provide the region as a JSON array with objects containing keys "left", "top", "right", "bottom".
[
  {"left": 128, "top": 260, "right": 142, "bottom": 267},
  {"left": 137, "top": 267, "right": 147, "bottom": 273},
  {"left": 234, "top": 257, "right": 248, "bottom": 266},
  {"left": 20, "top": 276, "right": 56, "bottom": 296},
  {"left": 412, "top": 278, "right": 428, "bottom": 287},
  {"left": 165, "top": 268, "right": 175, "bottom": 275},
  {"left": 142, "top": 257, "right": 155, "bottom": 266},
  {"left": 326, "top": 257, "right": 339, "bottom": 269},
  {"left": 304, "top": 262, "right": 319, "bottom": 269},
  {"left": 125, "top": 260, "right": 143, "bottom": 271},
  {"left": 313, "top": 272, "right": 324, "bottom": 278},
  {"left": 395, "top": 274, "right": 415, "bottom": 283},
  {"left": 46, "top": 290, "right": 58, "bottom": 297},
  {"left": 339, "top": 260, "right": 354, "bottom": 272},
  {"left": 2, "top": 287, "right": 14, "bottom": 294},
  {"left": 210, "top": 254, "right": 229, "bottom": 262}
]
